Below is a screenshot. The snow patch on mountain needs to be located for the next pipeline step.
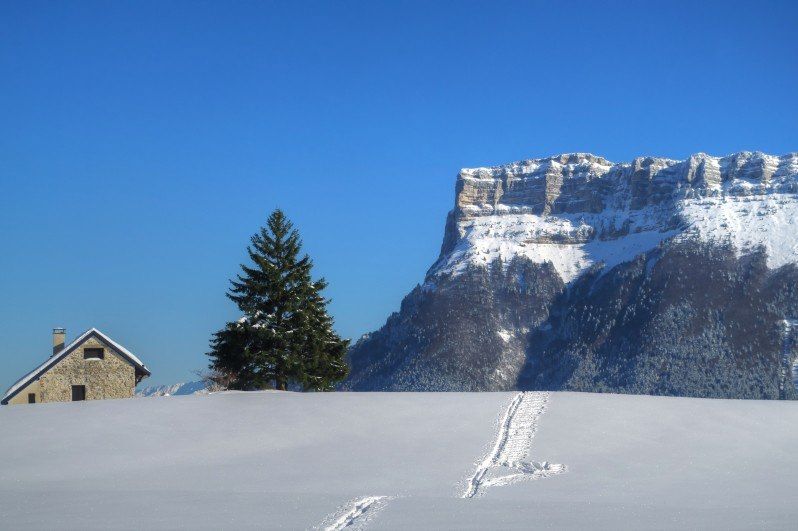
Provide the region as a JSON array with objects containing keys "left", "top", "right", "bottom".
[
  {"left": 136, "top": 381, "right": 209, "bottom": 397},
  {"left": 434, "top": 211, "right": 679, "bottom": 282},
  {"left": 496, "top": 329, "right": 513, "bottom": 343},
  {"left": 678, "top": 194, "right": 798, "bottom": 269},
  {"left": 430, "top": 152, "right": 798, "bottom": 284}
]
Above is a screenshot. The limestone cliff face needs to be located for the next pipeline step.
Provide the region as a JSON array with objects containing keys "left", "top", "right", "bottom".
[
  {"left": 450, "top": 152, "right": 794, "bottom": 221},
  {"left": 344, "top": 152, "right": 798, "bottom": 398},
  {"left": 435, "top": 152, "right": 798, "bottom": 280}
]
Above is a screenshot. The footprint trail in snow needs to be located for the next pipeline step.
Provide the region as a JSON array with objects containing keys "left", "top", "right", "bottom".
[
  {"left": 463, "top": 391, "right": 566, "bottom": 498},
  {"left": 316, "top": 392, "right": 563, "bottom": 529},
  {"left": 319, "top": 496, "right": 389, "bottom": 531}
]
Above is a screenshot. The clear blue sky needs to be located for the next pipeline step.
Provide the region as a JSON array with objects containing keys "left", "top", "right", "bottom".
[{"left": 1, "top": 0, "right": 796, "bottom": 389}]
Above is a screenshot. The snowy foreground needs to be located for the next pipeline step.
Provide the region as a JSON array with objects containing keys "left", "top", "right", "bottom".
[{"left": 1, "top": 392, "right": 797, "bottom": 530}]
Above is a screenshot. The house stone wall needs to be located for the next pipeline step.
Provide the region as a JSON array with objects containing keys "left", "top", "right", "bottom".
[
  {"left": 6, "top": 380, "right": 41, "bottom": 405},
  {"left": 39, "top": 336, "right": 136, "bottom": 403}
]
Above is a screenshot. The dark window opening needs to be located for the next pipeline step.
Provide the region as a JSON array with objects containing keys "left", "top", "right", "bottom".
[
  {"left": 71, "top": 385, "right": 86, "bottom": 401},
  {"left": 28, "top": 393, "right": 35, "bottom": 404},
  {"left": 84, "top": 348, "right": 104, "bottom": 360}
]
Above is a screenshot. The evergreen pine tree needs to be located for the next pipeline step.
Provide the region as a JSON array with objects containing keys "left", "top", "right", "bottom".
[
  {"left": 297, "top": 282, "right": 349, "bottom": 391},
  {"left": 207, "top": 210, "right": 349, "bottom": 391}
]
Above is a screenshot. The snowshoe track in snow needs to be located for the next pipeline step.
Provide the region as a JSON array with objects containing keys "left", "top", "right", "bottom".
[
  {"left": 319, "top": 496, "right": 389, "bottom": 531},
  {"left": 316, "top": 392, "right": 563, "bottom": 528},
  {"left": 463, "top": 391, "right": 566, "bottom": 498}
]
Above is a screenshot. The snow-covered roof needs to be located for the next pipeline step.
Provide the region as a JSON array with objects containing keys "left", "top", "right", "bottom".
[{"left": 1, "top": 328, "right": 150, "bottom": 405}]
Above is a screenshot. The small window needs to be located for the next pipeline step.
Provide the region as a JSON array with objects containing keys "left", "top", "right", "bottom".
[
  {"left": 28, "top": 393, "right": 36, "bottom": 404},
  {"left": 84, "top": 348, "right": 104, "bottom": 360},
  {"left": 71, "top": 385, "right": 86, "bottom": 401}
]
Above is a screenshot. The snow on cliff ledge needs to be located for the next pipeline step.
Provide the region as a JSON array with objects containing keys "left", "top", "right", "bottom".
[
  {"left": 430, "top": 152, "right": 798, "bottom": 283},
  {"left": 136, "top": 381, "right": 209, "bottom": 397}
]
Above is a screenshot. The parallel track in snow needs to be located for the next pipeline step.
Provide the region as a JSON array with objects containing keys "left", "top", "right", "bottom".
[
  {"left": 316, "top": 392, "right": 565, "bottom": 529},
  {"left": 463, "top": 391, "right": 566, "bottom": 498}
]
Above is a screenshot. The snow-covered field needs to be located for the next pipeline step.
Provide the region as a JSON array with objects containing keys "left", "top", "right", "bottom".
[{"left": 1, "top": 391, "right": 797, "bottom": 529}]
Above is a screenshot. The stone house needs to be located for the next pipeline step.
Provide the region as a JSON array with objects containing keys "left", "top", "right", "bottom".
[{"left": 1, "top": 328, "right": 151, "bottom": 405}]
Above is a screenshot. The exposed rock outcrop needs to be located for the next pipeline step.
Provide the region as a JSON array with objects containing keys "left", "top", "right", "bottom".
[{"left": 344, "top": 152, "right": 798, "bottom": 398}]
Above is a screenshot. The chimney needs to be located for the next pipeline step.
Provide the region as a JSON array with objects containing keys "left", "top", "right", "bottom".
[{"left": 53, "top": 328, "right": 66, "bottom": 356}]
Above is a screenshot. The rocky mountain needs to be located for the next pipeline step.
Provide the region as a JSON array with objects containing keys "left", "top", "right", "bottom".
[
  {"left": 344, "top": 152, "right": 798, "bottom": 398},
  {"left": 136, "top": 381, "right": 209, "bottom": 397}
]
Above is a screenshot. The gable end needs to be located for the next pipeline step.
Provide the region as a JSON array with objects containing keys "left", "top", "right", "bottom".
[{"left": 1, "top": 329, "right": 149, "bottom": 405}]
